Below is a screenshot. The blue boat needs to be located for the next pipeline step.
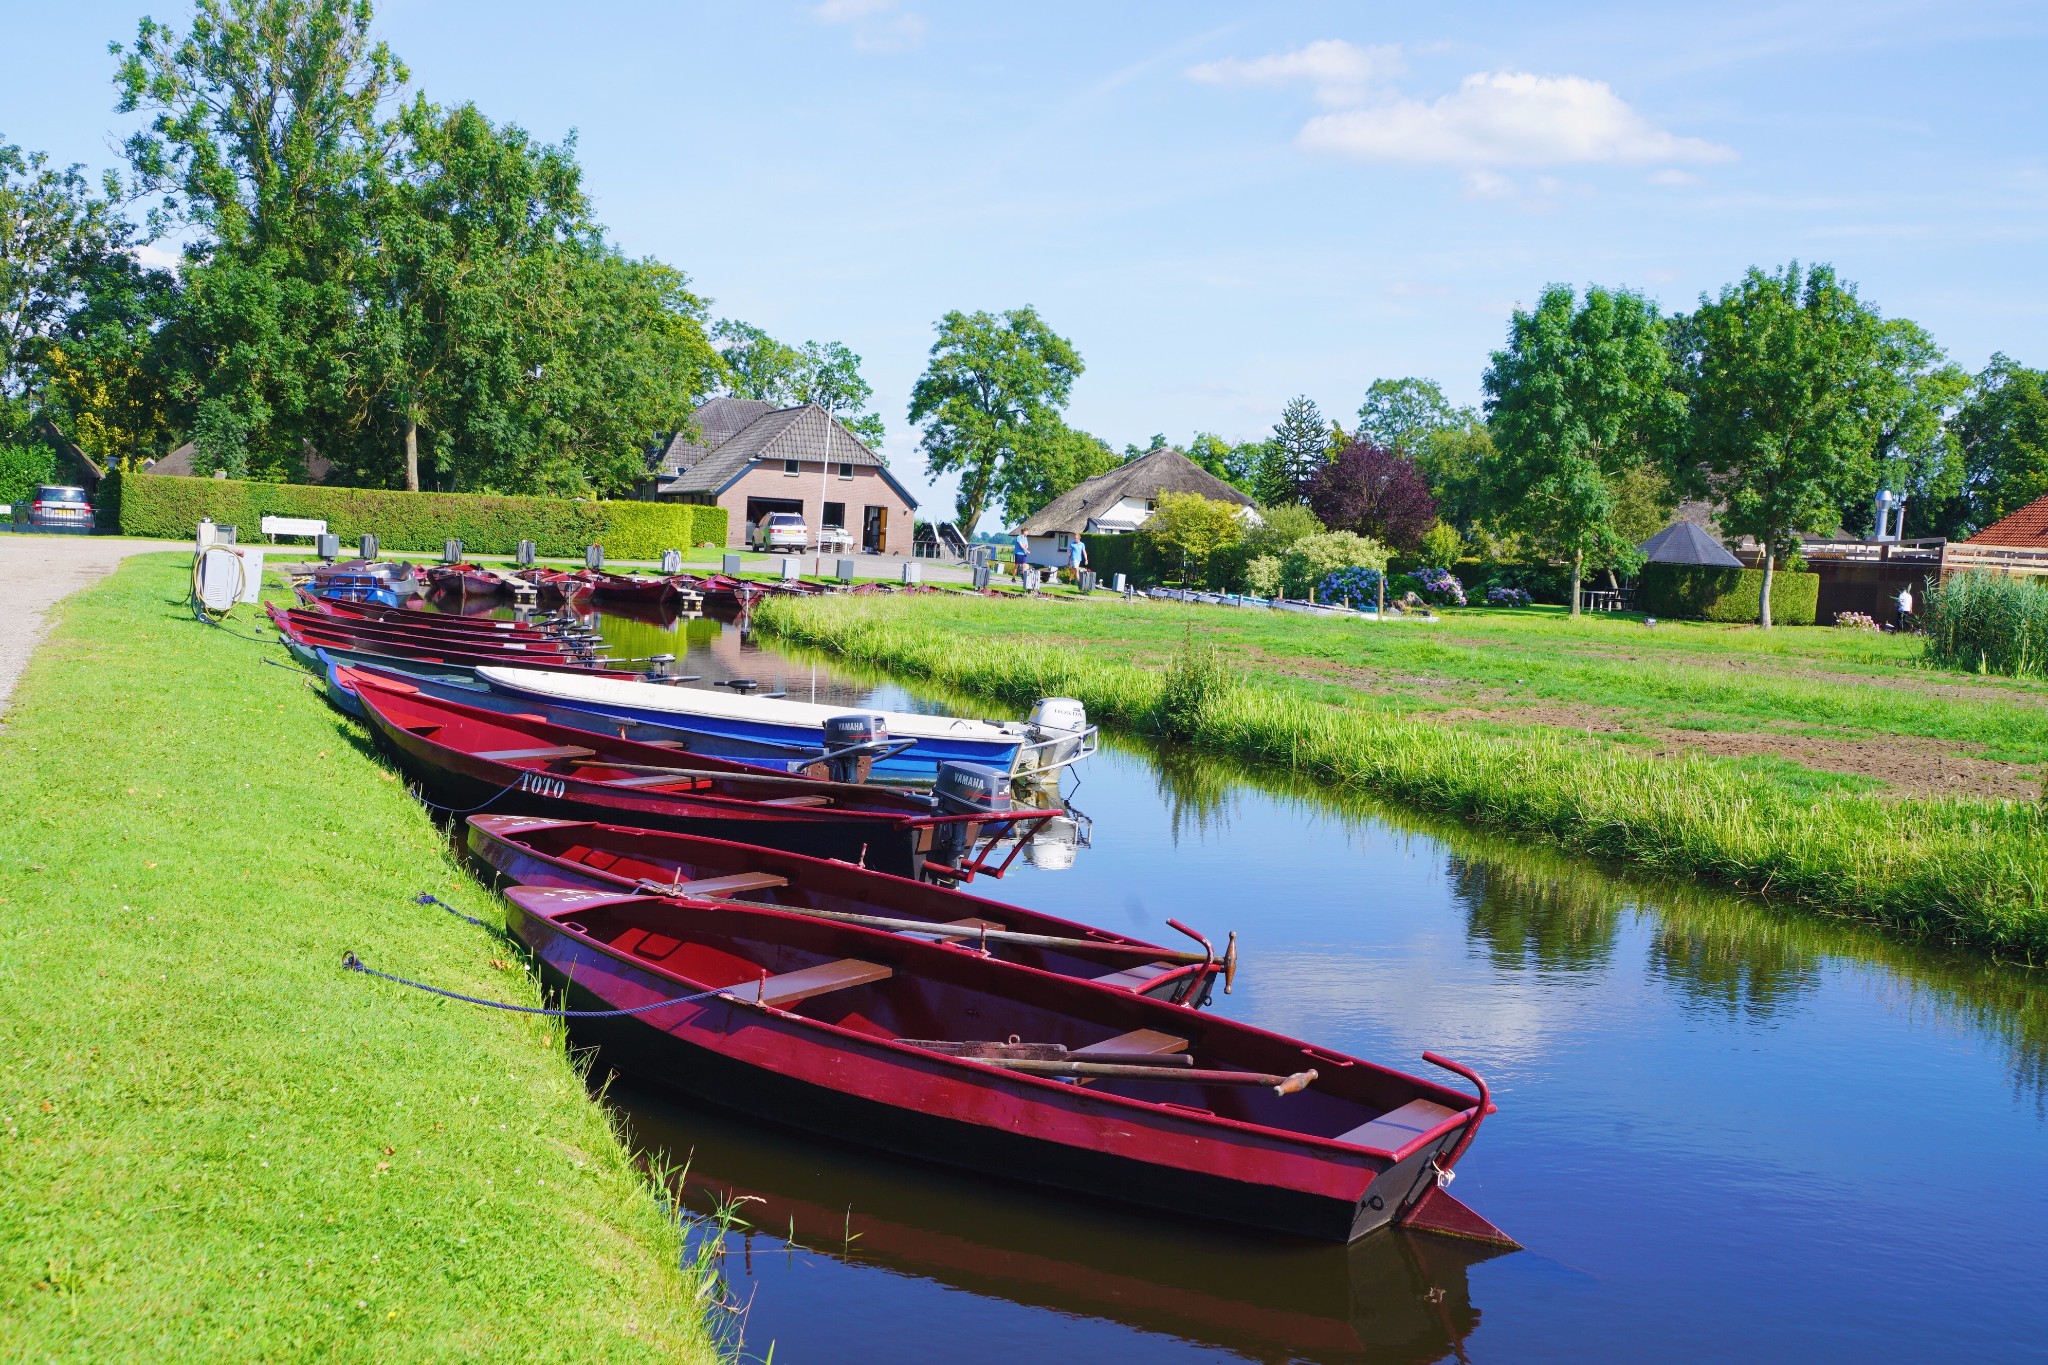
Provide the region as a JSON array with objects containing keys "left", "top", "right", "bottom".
[{"left": 474, "top": 665, "right": 1095, "bottom": 785}]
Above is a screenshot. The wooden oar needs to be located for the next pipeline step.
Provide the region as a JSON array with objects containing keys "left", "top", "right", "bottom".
[
  {"left": 896, "top": 1038, "right": 1194, "bottom": 1067},
  {"left": 968, "top": 1058, "right": 1318, "bottom": 1095},
  {"left": 638, "top": 884, "right": 1225, "bottom": 966}
]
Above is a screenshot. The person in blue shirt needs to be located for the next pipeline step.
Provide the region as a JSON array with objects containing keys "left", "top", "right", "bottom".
[
  {"left": 1067, "top": 535, "right": 1087, "bottom": 580},
  {"left": 1013, "top": 533, "right": 1029, "bottom": 575}
]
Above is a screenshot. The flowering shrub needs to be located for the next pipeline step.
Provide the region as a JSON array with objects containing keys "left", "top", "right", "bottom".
[
  {"left": 1835, "top": 611, "right": 1880, "bottom": 631},
  {"left": 1405, "top": 567, "right": 1467, "bottom": 607},
  {"left": 1486, "top": 585, "right": 1533, "bottom": 607},
  {"left": 1318, "top": 565, "right": 1383, "bottom": 607}
]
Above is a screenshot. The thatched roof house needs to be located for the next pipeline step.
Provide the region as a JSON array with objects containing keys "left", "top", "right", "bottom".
[{"left": 1016, "top": 447, "right": 1254, "bottom": 539}]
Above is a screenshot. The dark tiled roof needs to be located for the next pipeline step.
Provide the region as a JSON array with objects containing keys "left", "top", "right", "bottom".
[
  {"left": 1016, "top": 447, "right": 1254, "bottom": 536},
  {"left": 1640, "top": 518, "right": 1744, "bottom": 566},
  {"left": 655, "top": 399, "right": 886, "bottom": 495},
  {"left": 147, "top": 442, "right": 199, "bottom": 477},
  {"left": 1966, "top": 492, "right": 2048, "bottom": 548}
]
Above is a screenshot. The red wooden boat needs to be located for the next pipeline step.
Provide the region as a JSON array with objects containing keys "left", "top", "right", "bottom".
[
  {"left": 423, "top": 563, "right": 509, "bottom": 598},
  {"left": 295, "top": 593, "right": 589, "bottom": 642},
  {"left": 279, "top": 607, "right": 587, "bottom": 658},
  {"left": 516, "top": 568, "right": 593, "bottom": 606},
  {"left": 269, "top": 606, "right": 644, "bottom": 680},
  {"left": 494, "top": 883, "right": 1511, "bottom": 1245},
  {"left": 587, "top": 572, "right": 679, "bottom": 607},
  {"left": 466, "top": 814, "right": 1232, "bottom": 1002},
  {"left": 350, "top": 673, "right": 1050, "bottom": 878}
]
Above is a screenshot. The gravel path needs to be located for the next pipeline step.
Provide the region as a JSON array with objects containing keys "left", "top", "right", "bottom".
[{"left": 0, "top": 535, "right": 188, "bottom": 717}]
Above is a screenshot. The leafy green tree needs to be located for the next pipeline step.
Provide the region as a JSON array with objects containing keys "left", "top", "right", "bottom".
[
  {"left": 1210, "top": 501, "right": 1323, "bottom": 591},
  {"left": 711, "top": 320, "right": 801, "bottom": 402},
  {"left": 1356, "top": 377, "right": 1457, "bottom": 458},
  {"left": 1482, "top": 283, "right": 1679, "bottom": 616},
  {"left": 1280, "top": 530, "right": 1387, "bottom": 598},
  {"left": 1416, "top": 416, "right": 1494, "bottom": 532},
  {"left": 1139, "top": 491, "right": 1244, "bottom": 584},
  {"left": 999, "top": 418, "right": 1114, "bottom": 524},
  {"left": 1669, "top": 263, "right": 1888, "bottom": 626},
  {"left": 1856, "top": 318, "right": 1969, "bottom": 538},
  {"left": 908, "top": 306, "right": 1081, "bottom": 533},
  {"left": 1419, "top": 519, "right": 1464, "bottom": 568},
  {"left": 1945, "top": 354, "right": 2048, "bottom": 536},
  {"left": 0, "top": 141, "right": 169, "bottom": 441},
  {"left": 792, "top": 340, "right": 885, "bottom": 447},
  {"left": 1257, "top": 395, "right": 1327, "bottom": 504},
  {"left": 116, "top": 0, "right": 406, "bottom": 477}
]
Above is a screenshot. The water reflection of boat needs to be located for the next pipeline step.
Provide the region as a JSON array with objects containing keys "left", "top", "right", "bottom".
[{"left": 624, "top": 1084, "right": 1505, "bottom": 1364}]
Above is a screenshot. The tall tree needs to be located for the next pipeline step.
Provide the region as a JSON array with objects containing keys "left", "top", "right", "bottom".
[
  {"left": 1303, "top": 440, "right": 1438, "bottom": 552},
  {"left": 0, "top": 139, "right": 173, "bottom": 454},
  {"left": 1186, "top": 431, "right": 1264, "bottom": 493},
  {"left": 1356, "top": 377, "right": 1457, "bottom": 458},
  {"left": 1483, "top": 283, "right": 1679, "bottom": 616},
  {"left": 791, "top": 339, "right": 884, "bottom": 447},
  {"left": 1855, "top": 318, "right": 1969, "bottom": 538},
  {"left": 998, "top": 418, "right": 1114, "bottom": 524},
  {"left": 1259, "top": 394, "right": 1327, "bottom": 504},
  {"left": 907, "top": 306, "right": 1081, "bottom": 533},
  {"left": 711, "top": 320, "right": 801, "bottom": 402},
  {"left": 1415, "top": 415, "right": 1494, "bottom": 532},
  {"left": 1668, "top": 262, "right": 1887, "bottom": 627},
  {"left": 1945, "top": 354, "right": 2048, "bottom": 537},
  {"left": 116, "top": 0, "right": 405, "bottom": 476}
]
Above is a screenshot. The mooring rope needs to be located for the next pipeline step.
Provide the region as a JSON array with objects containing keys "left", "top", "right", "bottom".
[{"left": 342, "top": 950, "right": 729, "bottom": 1018}]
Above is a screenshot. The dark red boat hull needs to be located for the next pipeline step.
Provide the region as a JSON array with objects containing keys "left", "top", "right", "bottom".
[{"left": 505, "top": 888, "right": 1487, "bottom": 1244}]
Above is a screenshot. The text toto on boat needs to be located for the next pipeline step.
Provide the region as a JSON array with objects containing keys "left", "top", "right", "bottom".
[
  {"left": 495, "top": 884, "right": 1513, "bottom": 1246},
  {"left": 465, "top": 814, "right": 1232, "bottom": 1002},
  {"left": 474, "top": 665, "right": 1098, "bottom": 784},
  {"left": 349, "top": 674, "right": 1056, "bottom": 879}
]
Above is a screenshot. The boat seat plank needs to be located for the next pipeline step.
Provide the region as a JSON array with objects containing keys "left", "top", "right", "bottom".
[
  {"left": 1332, "top": 1099, "right": 1461, "bottom": 1152},
  {"left": 1092, "top": 961, "right": 1176, "bottom": 992},
  {"left": 1074, "top": 1028, "right": 1188, "bottom": 1058},
  {"left": 671, "top": 872, "right": 789, "bottom": 897},
  {"left": 753, "top": 958, "right": 893, "bottom": 1009},
  {"left": 942, "top": 916, "right": 1004, "bottom": 931},
  {"left": 757, "top": 794, "right": 834, "bottom": 808},
  {"left": 601, "top": 772, "right": 710, "bottom": 789},
  {"left": 474, "top": 744, "right": 598, "bottom": 762}
]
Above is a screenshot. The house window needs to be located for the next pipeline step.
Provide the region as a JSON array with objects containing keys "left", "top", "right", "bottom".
[
  {"left": 823, "top": 501, "right": 846, "bottom": 529},
  {"left": 1056, "top": 533, "right": 1069, "bottom": 550},
  {"left": 838, "top": 462, "right": 854, "bottom": 480},
  {"left": 784, "top": 458, "right": 801, "bottom": 475}
]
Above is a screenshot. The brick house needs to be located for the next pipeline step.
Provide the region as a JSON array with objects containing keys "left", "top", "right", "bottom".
[{"left": 648, "top": 398, "right": 917, "bottom": 553}]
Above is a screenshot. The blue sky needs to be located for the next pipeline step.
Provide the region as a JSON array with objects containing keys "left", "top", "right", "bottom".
[{"left": 7, "top": 1, "right": 2046, "bottom": 524}]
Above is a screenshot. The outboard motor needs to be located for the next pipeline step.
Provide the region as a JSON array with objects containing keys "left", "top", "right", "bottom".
[
  {"left": 1023, "top": 696, "right": 1091, "bottom": 772},
  {"left": 1021, "top": 812, "right": 1083, "bottom": 872},
  {"left": 927, "top": 761, "right": 1012, "bottom": 875},
  {"left": 808, "top": 713, "right": 890, "bottom": 784}
]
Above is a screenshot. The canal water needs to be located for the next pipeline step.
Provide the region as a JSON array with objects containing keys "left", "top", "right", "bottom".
[{"left": 574, "top": 604, "right": 2048, "bottom": 1363}]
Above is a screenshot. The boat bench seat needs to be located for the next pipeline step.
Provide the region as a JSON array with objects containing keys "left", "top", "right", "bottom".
[
  {"left": 671, "top": 872, "right": 788, "bottom": 897},
  {"left": 1092, "top": 961, "right": 1176, "bottom": 992},
  {"left": 757, "top": 794, "right": 834, "bottom": 808},
  {"left": 601, "top": 772, "right": 713, "bottom": 789},
  {"left": 1074, "top": 1028, "right": 1188, "bottom": 1058},
  {"left": 1332, "top": 1099, "right": 1461, "bottom": 1153},
  {"left": 752, "top": 958, "right": 893, "bottom": 1010},
  {"left": 474, "top": 744, "right": 597, "bottom": 762}
]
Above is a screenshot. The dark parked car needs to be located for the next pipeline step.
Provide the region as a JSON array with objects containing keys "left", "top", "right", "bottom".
[{"left": 27, "top": 485, "right": 94, "bottom": 530}]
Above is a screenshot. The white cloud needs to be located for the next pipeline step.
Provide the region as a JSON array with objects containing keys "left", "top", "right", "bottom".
[
  {"left": 1300, "top": 71, "right": 1734, "bottom": 169},
  {"left": 1649, "top": 167, "right": 1702, "bottom": 187},
  {"left": 129, "top": 242, "right": 184, "bottom": 275},
  {"left": 812, "top": 0, "right": 924, "bottom": 52},
  {"left": 1185, "top": 39, "right": 1403, "bottom": 108}
]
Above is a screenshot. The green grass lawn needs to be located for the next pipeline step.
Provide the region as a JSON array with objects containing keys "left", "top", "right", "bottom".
[
  {"left": 0, "top": 554, "right": 725, "bottom": 1361},
  {"left": 757, "top": 592, "right": 2048, "bottom": 957}
]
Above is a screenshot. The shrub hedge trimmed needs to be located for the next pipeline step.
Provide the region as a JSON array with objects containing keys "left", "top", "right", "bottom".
[
  {"left": 1638, "top": 562, "right": 1820, "bottom": 624},
  {"left": 106, "top": 472, "right": 725, "bottom": 557},
  {"left": 1081, "top": 533, "right": 1145, "bottom": 587}
]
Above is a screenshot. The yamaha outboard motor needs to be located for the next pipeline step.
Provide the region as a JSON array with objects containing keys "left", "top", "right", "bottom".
[
  {"left": 927, "top": 761, "right": 1012, "bottom": 876},
  {"left": 807, "top": 713, "right": 890, "bottom": 784}
]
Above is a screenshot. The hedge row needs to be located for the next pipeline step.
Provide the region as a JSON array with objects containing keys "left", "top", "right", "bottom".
[
  {"left": 1637, "top": 562, "right": 1820, "bottom": 624},
  {"left": 105, "top": 473, "right": 726, "bottom": 558}
]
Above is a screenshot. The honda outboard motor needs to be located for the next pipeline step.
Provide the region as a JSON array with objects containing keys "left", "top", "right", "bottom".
[
  {"left": 927, "top": 761, "right": 1012, "bottom": 875},
  {"left": 808, "top": 713, "right": 890, "bottom": 784},
  {"left": 1024, "top": 696, "right": 1092, "bottom": 771}
]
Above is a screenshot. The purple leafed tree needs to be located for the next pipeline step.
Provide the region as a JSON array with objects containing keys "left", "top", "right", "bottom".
[{"left": 1303, "top": 440, "right": 1438, "bottom": 551}]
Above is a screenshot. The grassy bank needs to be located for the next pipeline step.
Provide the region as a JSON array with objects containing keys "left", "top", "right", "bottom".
[
  {"left": 756, "top": 593, "right": 2048, "bottom": 959},
  {"left": 0, "top": 554, "right": 724, "bottom": 1360}
]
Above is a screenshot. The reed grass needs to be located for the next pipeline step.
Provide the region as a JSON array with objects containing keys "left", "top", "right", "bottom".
[
  {"left": 1923, "top": 570, "right": 2048, "bottom": 679},
  {"left": 757, "top": 593, "right": 2048, "bottom": 959}
]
